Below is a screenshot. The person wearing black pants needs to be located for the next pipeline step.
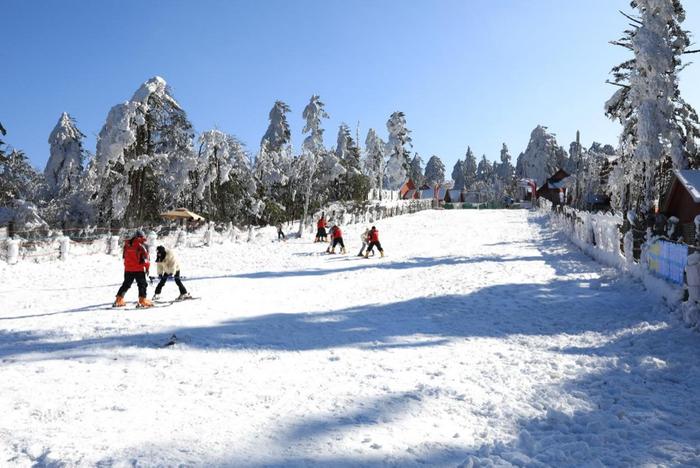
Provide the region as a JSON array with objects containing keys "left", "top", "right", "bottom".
[
  {"left": 277, "top": 223, "right": 286, "bottom": 241},
  {"left": 364, "top": 226, "right": 384, "bottom": 258},
  {"left": 152, "top": 245, "right": 191, "bottom": 301},
  {"left": 113, "top": 230, "right": 152, "bottom": 308},
  {"left": 117, "top": 271, "right": 149, "bottom": 300}
]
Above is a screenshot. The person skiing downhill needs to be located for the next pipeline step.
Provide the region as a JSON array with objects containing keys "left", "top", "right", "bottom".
[
  {"left": 327, "top": 224, "right": 346, "bottom": 254},
  {"left": 113, "top": 230, "right": 153, "bottom": 308},
  {"left": 152, "top": 245, "right": 191, "bottom": 301},
  {"left": 358, "top": 227, "right": 371, "bottom": 257},
  {"left": 315, "top": 215, "right": 328, "bottom": 243},
  {"left": 364, "top": 226, "right": 384, "bottom": 258},
  {"left": 277, "top": 223, "right": 286, "bottom": 241}
]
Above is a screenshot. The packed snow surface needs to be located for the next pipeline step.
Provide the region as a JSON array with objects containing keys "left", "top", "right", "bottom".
[{"left": 1, "top": 210, "right": 699, "bottom": 466}]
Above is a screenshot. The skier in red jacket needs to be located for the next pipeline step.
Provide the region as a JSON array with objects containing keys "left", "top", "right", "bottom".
[
  {"left": 364, "top": 226, "right": 384, "bottom": 258},
  {"left": 113, "top": 230, "right": 153, "bottom": 308},
  {"left": 327, "top": 224, "right": 346, "bottom": 254},
  {"left": 315, "top": 216, "right": 328, "bottom": 243}
]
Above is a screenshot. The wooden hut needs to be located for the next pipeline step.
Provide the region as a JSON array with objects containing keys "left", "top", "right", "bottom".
[
  {"left": 536, "top": 169, "right": 572, "bottom": 205},
  {"left": 445, "top": 189, "right": 462, "bottom": 203},
  {"left": 661, "top": 170, "right": 700, "bottom": 243},
  {"left": 399, "top": 179, "right": 417, "bottom": 199}
]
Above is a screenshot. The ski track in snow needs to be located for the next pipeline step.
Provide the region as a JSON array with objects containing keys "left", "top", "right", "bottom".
[{"left": 0, "top": 210, "right": 699, "bottom": 467}]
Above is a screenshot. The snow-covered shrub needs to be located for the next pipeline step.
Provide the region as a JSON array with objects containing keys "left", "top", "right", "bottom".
[{"left": 0, "top": 199, "right": 50, "bottom": 239}]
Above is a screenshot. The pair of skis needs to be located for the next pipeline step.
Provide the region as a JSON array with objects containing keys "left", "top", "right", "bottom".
[{"left": 108, "top": 296, "right": 200, "bottom": 310}]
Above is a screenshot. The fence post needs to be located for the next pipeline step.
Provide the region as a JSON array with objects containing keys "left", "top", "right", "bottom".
[
  {"left": 175, "top": 229, "right": 187, "bottom": 248},
  {"left": 110, "top": 236, "right": 120, "bottom": 256},
  {"left": 59, "top": 236, "right": 70, "bottom": 261},
  {"left": 7, "top": 239, "right": 19, "bottom": 265},
  {"left": 204, "top": 224, "right": 213, "bottom": 246}
]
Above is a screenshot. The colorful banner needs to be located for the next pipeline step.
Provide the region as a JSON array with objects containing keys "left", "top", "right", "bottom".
[{"left": 646, "top": 240, "right": 688, "bottom": 285}]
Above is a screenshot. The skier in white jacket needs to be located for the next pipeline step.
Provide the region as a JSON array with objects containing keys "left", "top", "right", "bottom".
[
  {"left": 153, "top": 245, "right": 191, "bottom": 301},
  {"left": 357, "top": 227, "right": 371, "bottom": 257}
]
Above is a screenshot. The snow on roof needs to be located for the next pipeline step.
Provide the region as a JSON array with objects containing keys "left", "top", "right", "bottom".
[
  {"left": 675, "top": 170, "right": 700, "bottom": 203},
  {"left": 547, "top": 176, "right": 575, "bottom": 190}
]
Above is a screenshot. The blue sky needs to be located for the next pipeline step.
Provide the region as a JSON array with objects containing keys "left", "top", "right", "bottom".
[{"left": 2, "top": 0, "right": 700, "bottom": 172}]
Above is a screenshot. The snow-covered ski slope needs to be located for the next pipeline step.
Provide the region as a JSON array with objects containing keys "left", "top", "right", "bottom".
[{"left": 1, "top": 209, "right": 699, "bottom": 467}]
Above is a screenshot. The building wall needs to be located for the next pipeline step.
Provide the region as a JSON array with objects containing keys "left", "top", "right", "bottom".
[{"left": 665, "top": 185, "right": 700, "bottom": 224}]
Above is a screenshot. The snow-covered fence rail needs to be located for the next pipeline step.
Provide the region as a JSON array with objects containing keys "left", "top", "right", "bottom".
[
  {"left": 545, "top": 203, "right": 625, "bottom": 268},
  {"left": 300, "top": 198, "right": 433, "bottom": 237},
  {"left": 537, "top": 200, "right": 695, "bottom": 325},
  {"left": 2, "top": 199, "right": 432, "bottom": 265},
  {"left": 367, "top": 189, "right": 401, "bottom": 201}
]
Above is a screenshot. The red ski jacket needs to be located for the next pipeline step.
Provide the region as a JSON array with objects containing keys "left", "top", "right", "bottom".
[
  {"left": 317, "top": 218, "right": 327, "bottom": 229},
  {"left": 369, "top": 229, "right": 379, "bottom": 243},
  {"left": 123, "top": 237, "right": 150, "bottom": 272},
  {"left": 332, "top": 227, "right": 342, "bottom": 239}
]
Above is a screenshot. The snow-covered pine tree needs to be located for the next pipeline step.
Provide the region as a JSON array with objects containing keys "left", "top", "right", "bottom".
[
  {"left": 409, "top": 154, "right": 425, "bottom": 186},
  {"left": 0, "top": 148, "right": 43, "bottom": 206},
  {"left": 580, "top": 142, "right": 616, "bottom": 206},
  {"left": 261, "top": 101, "right": 292, "bottom": 153},
  {"left": 363, "top": 128, "right": 387, "bottom": 198},
  {"left": 43, "top": 114, "right": 97, "bottom": 227},
  {"left": 515, "top": 125, "right": 568, "bottom": 186},
  {"left": 424, "top": 155, "right": 445, "bottom": 187},
  {"left": 255, "top": 100, "right": 296, "bottom": 224},
  {"left": 45, "top": 113, "right": 85, "bottom": 198},
  {"left": 298, "top": 95, "right": 344, "bottom": 235},
  {"left": 496, "top": 144, "right": 514, "bottom": 182},
  {"left": 0, "top": 123, "right": 44, "bottom": 209},
  {"left": 333, "top": 123, "right": 369, "bottom": 201},
  {"left": 605, "top": 0, "right": 700, "bottom": 212},
  {"left": 463, "top": 146, "right": 478, "bottom": 189},
  {"left": 94, "top": 76, "right": 196, "bottom": 225},
  {"left": 253, "top": 140, "right": 292, "bottom": 224},
  {"left": 476, "top": 155, "right": 494, "bottom": 182},
  {"left": 192, "top": 129, "right": 259, "bottom": 223},
  {"left": 495, "top": 143, "right": 516, "bottom": 197},
  {"left": 384, "top": 111, "right": 413, "bottom": 190},
  {"left": 452, "top": 159, "right": 466, "bottom": 190}
]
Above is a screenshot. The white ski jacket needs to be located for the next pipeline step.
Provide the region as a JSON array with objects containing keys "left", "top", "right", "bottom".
[
  {"left": 157, "top": 248, "right": 181, "bottom": 275},
  {"left": 360, "top": 229, "right": 370, "bottom": 244}
]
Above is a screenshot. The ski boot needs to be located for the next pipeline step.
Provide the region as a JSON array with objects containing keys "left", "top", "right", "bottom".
[
  {"left": 113, "top": 295, "right": 126, "bottom": 307},
  {"left": 340, "top": 247, "right": 346, "bottom": 254},
  {"left": 137, "top": 296, "right": 154, "bottom": 308},
  {"left": 152, "top": 294, "right": 161, "bottom": 302},
  {"left": 177, "top": 292, "right": 192, "bottom": 301},
  {"left": 380, "top": 251, "right": 384, "bottom": 258}
]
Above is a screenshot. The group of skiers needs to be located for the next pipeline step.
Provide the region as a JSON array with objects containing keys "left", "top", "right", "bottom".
[
  {"left": 113, "top": 218, "right": 384, "bottom": 307},
  {"left": 112, "top": 230, "right": 191, "bottom": 308},
  {"left": 315, "top": 215, "right": 384, "bottom": 258}
]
